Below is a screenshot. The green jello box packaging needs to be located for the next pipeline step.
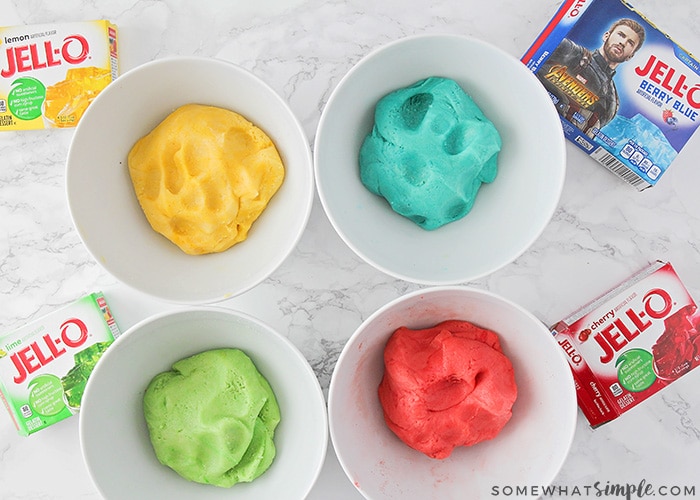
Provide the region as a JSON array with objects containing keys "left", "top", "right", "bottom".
[{"left": 0, "top": 292, "right": 120, "bottom": 436}]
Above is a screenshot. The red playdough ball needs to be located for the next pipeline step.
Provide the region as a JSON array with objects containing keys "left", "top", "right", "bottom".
[{"left": 378, "top": 320, "right": 517, "bottom": 459}]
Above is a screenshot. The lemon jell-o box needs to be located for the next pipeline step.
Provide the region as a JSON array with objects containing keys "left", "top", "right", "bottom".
[
  {"left": 0, "top": 293, "right": 121, "bottom": 436},
  {"left": 0, "top": 20, "right": 118, "bottom": 130}
]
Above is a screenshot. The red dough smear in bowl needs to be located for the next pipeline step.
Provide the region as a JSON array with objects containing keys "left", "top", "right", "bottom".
[{"left": 378, "top": 320, "right": 517, "bottom": 459}]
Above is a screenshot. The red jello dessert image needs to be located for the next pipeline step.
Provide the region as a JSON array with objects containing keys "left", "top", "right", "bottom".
[
  {"left": 652, "top": 304, "right": 700, "bottom": 380},
  {"left": 378, "top": 320, "right": 517, "bottom": 459}
]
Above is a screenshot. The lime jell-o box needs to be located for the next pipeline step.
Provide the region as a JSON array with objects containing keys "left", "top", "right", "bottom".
[
  {"left": 0, "top": 293, "right": 121, "bottom": 436},
  {"left": 0, "top": 20, "right": 118, "bottom": 131}
]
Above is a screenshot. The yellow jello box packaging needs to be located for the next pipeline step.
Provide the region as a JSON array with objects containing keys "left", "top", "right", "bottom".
[
  {"left": 0, "top": 20, "right": 118, "bottom": 131},
  {"left": 0, "top": 293, "right": 121, "bottom": 436}
]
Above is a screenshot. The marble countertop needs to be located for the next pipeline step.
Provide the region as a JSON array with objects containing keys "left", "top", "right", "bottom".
[{"left": 1, "top": 0, "right": 700, "bottom": 498}]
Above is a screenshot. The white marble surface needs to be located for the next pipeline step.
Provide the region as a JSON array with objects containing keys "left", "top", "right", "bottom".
[{"left": 1, "top": 0, "right": 700, "bottom": 498}]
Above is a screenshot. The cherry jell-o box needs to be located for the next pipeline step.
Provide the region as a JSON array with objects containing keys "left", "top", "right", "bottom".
[
  {"left": 0, "top": 293, "right": 121, "bottom": 436},
  {"left": 522, "top": 0, "right": 700, "bottom": 190},
  {"left": 0, "top": 20, "right": 118, "bottom": 130},
  {"left": 551, "top": 261, "right": 700, "bottom": 427}
]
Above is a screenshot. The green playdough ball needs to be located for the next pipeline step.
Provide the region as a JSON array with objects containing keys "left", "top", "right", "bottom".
[
  {"left": 360, "top": 77, "right": 502, "bottom": 230},
  {"left": 143, "top": 348, "right": 280, "bottom": 488}
]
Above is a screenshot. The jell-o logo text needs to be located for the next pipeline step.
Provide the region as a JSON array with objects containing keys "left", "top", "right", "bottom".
[
  {"left": 1, "top": 34, "right": 90, "bottom": 78},
  {"left": 9, "top": 318, "right": 90, "bottom": 384},
  {"left": 593, "top": 288, "right": 673, "bottom": 364},
  {"left": 635, "top": 54, "right": 700, "bottom": 120}
]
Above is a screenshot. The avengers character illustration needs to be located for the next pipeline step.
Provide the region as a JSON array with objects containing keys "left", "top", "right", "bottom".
[{"left": 537, "top": 18, "right": 646, "bottom": 137}]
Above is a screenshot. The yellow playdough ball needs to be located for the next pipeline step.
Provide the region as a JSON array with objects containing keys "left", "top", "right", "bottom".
[{"left": 127, "top": 104, "right": 285, "bottom": 255}]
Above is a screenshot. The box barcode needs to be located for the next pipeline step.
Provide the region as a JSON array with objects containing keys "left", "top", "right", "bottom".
[{"left": 590, "top": 147, "right": 650, "bottom": 189}]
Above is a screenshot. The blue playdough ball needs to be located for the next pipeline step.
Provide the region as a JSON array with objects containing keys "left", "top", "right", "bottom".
[{"left": 359, "top": 77, "right": 501, "bottom": 230}]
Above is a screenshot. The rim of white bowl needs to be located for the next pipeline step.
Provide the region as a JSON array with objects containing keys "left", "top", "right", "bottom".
[
  {"left": 79, "top": 306, "right": 328, "bottom": 499},
  {"left": 328, "top": 285, "right": 577, "bottom": 499},
  {"left": 66, "top": 56, "right": 314, "bottom": 304},
  {"left": 314, "top": 34, "right": 566, "bottom": 285}
]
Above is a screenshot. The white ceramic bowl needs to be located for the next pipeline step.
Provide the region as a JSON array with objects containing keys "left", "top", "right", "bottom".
[
  {"left": 79, "top": 307, "right": 328, "bottom": 500},
  {"left": 66, "top": 56, "right": 314, "bottom": 304},
  {"left": 328, "top": 286, "right": 577, "bottom": 499},
  {"left": 315, "top": 35, "right": 566, "bottom": 284}
]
